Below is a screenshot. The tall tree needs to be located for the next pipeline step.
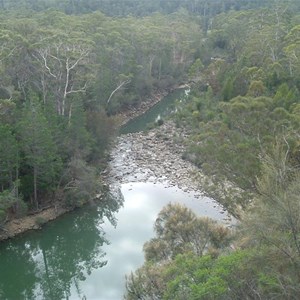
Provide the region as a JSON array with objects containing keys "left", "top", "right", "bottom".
[
  {"left": 18, "top": 97, "right": 61, "bottom": 209},
  {"left": 32, "top": 21, "right": 95, "bottom": 116}
]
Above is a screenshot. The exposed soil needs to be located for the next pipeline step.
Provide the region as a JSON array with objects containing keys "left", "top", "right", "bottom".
[{"left": 0, "top": 205, "right": 71, "bottom": 241}]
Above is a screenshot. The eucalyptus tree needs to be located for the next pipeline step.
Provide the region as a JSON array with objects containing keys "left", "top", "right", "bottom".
[
  {"left": 239, "top": 142, "right": 300, "bottom": 298},
  {"left": 0, "top": 21, "right": 35, "bottom": 100},
  {"left": 91, "top": 20, "right": 135, "bottom": 111},
  {"left": 32, "top": 29, "right": 95, "bottom": 117},
  {"left": 284, "top": 24, "right": 300, "bottom": 79}
]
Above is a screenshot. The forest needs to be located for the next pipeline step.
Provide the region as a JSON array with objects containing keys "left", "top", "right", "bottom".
[
  {"left": 0, "top": 0, "right": 300, "bottom": 299},
  {"left": 0, "top": 4, "right": 201, "bottom": 221}
]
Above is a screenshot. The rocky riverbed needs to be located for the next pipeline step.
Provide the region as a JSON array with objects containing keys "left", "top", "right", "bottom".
[
  {"left": 108, "top": 121, "right": 205, "bottom": 197},
  {"left": 106, "top": 121, "right": 234, "bottom": 224}
]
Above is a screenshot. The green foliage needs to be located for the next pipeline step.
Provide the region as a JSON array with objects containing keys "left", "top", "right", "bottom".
[
  {"left": 17, "top": 98, "right": 62, "bottom": 208},
  {"left": 247, "top": 80, "right": 266, "bottom": 97},
  {"left": 126, "top": 3, "right": 300, "bottom": 299},
  {"left": 146, "top": 203, "right": 231, "bottom": 261},
  {"left": 0, "top": 8, "right": 202, "bottom": 215},
  {"left": 125, "top": 203, "right": 232, "bottom": 299},
  {"left": 176, "top": 88, "right": 300, "bottom": 212},
  {"left": 63, "top": 104, "right": 92, "bottom": 160},
  {"left": 0, "top": 190, "right": 15, "bottom": 223},
  {"left": 274, "top": 83, "right": 300, "bottom": 110},
  {"left": 222, "top": 78, "right": 234, "bottom": 101},
  {"left": 127, "top": 217, "right": 300, "bottom": 300},
  {"left": 1, "top": 2, "right": 300, "bottom": 299},
  {"left": 126, "top": 201, "right": 297, "bottom": 299},
  {"left": 0, "top": 185, "right": 27, "bottom": 223},
  {"left": 0, "top": 124, "right": 18, "bottom": 189},
  {"left": 86, "top": 110, "right": 118, "bottom": 163},
  {"left": 242, "top": 143, "right": 300, "bottom": 287},
  {"left": 62, "top": 158, "right": 102, "bottom": 208},
  {"left": 188, "top": 58, "right": 204, "bottom": 79},
  {"left": 0, "top": 0, "right": 284, "bottom": 17}
]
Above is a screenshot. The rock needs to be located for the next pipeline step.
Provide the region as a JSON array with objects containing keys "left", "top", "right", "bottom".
[{"left": 107, "top": 120, "right": 205, "bottom": 197}]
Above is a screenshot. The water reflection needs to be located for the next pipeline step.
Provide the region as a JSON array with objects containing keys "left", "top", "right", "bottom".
[
  {"left": 0, "top": 182, "right": 232, "bottom": 300},
  {"left": 0, "top": 187, "right": 124, "bottom": 300},
  {"left": 97, "top": 182, "right": 233, "bottom": 299}
]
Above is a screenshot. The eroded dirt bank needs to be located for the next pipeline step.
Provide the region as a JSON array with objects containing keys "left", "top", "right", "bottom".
[{"left": 0, "top": 205, "right": 72, "bottom": 241}]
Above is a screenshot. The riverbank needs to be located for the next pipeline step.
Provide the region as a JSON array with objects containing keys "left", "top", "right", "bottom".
[
  {"left": 0, "top": 87, "right": 183, "bottom": 242},
  {"left": 107, "top": 121, "right": 233, "bottom": 224},
  {"left": 0, "top": 205, "right": 72, "bottom": 241}
]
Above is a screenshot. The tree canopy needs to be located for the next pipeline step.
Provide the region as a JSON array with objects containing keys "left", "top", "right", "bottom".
[{"left": 0, "top": 3, "right": 202, "bottom": 221}]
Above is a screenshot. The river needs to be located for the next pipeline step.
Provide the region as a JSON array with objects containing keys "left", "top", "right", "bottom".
[
  {"left": 120, "top": 88, "right": 185, "bottom": 134},
  {"left": 0, "top": 89, "right": 233, "bottom": 300}
]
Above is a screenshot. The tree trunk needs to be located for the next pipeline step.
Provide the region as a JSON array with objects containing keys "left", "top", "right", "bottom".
[{"left": 34, "top": 166, "right": 38, "bottom": 210}]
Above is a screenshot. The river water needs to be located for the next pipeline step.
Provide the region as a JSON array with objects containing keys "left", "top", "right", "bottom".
[
  {"left": 0, "top": 90, "right": 232, "bottom": 300},
  {"left": 120, "top": 88, "right": 185, "bottom": 134}
]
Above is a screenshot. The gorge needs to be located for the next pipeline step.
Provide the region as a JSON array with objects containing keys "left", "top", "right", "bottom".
[{"left": 0, "top": 89, "right": 233, "bottom": 300}]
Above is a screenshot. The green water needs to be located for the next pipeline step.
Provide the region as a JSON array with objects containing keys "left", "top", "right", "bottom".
[
  {"left": 0, "top": 183, "right": 231, "bottom": 300},
  {"left": 120, "top": 89, "right": 185, "bottom": 134},
  {"left": 0, "top": 89, "right": 233, "bottom": 300},
  {"left": 0, "top": 190, "right": 123, "bottom": 300}
]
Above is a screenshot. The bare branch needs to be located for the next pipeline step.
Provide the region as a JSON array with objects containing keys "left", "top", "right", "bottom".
[
  {"left": 65, "top": 82, "right": 87, "bottom": 95},
  {"left": 68, "top": 50, "right": 89, "bottom": 71},
  {"left": 106, "top": 79, "right": 131, "bottom": 105},
  {"left": 36, "top": 49, "right": 57, "bottom": 78}
]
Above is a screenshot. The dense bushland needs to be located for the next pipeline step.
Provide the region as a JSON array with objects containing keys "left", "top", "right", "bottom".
[{"left": 0, "top": 9, "right": 201, "bottom": 222}]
